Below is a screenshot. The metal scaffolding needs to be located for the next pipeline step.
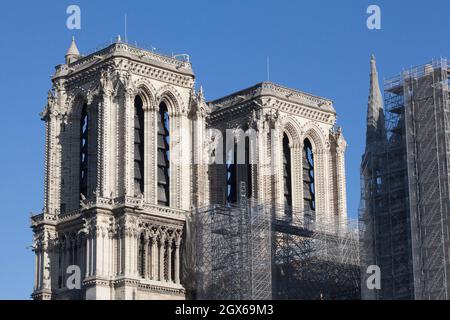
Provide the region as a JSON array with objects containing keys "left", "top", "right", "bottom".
[
  {"left": 191, "top": 201, "right": 360, "bottom": 300},
  {"left": 360, "top": 59, "right": 450, "bottom": 300}
]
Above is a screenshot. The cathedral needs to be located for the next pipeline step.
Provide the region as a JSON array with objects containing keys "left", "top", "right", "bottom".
[{"left": 31, "top": 37, "right": 348, "bottom": 300}]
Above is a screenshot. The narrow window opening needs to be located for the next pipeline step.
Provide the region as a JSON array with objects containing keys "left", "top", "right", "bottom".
[
  {"left": 303, "top": 138, "right": 316, "bottom": 219},
  {"left": 226, "top": 138, "right": 237, "bottom": 204},
  {"left": 157, "top": 102, "right": 170, "bottom": 206},
  {"left": 283, "top": 133, "right": 293, "bottom": 210},
  {"left": 79, "top": 103, "right": 88, "bottom": 202},
  {"left": 134, "top": 96, "right": 145, "bottom": 195}
]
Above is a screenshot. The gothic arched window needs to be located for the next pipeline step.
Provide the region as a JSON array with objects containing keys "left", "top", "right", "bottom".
[
  {"left": 283, "top": 133, "right": 292, "bottom": 209},
  {"left": 157, "top": 101, "right": 170, "bottom": 206},
  {"left": 79, "top": 103, "right": 88, "bottom": 201},
  {"left": 134, "top": 96, "right": 145, "bottom": 195},
  {"left": 303, "top": 138, "right": 316, "bottom": 217}
]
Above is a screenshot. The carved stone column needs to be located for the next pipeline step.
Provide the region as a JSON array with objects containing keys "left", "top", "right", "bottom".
[
  {"left": 108, "top": 228, "right": 115, "bottom": 277},
  {"left": 170, "top": 113, "right": 182, "bottom": 208},
  {"left": 335, "top": 132, "right": 348, "bottom": 228},
  {"left": 151, "top": 234, "right": 157, "bottom": 280},
  {"left": 256, "top": 118, "right": 268, "bottom": 205},
  {"left": 85, "top": 233, "right": 91, "bottom": 278},
  {"left": 133, "top": 229, "right": 139, "bottom": 277},
  {"left": 272, "top": 120, "right": 284, "bottom": 213},
  {"left": 44, "top": 112, "right": 63, "bottom": 215},
  {"left": 124, "top": 91, "right": 135, "bottom": 197},
  {"left": 98, "top": 71, "right": 115, "bottom": 198},
  {"left": 314, "top": 148, "right": 326, "bottom": 225},
  {"left": 117, "top": 228, "right": 124, "bottom": 276},
  {"left": 142, "top": 235, "right": 149, "bottom": 279},
  {"left": 174, "top": 239, "right": 181, "bottom": 284},
  {"left": 35, "top": 243, "right": 42, "bottom": 290},
  {"left": 292, "top": 142, "right": 303, "bottom": 212},
  {"left": 159, "top": 232, "right": 166, "bottom": 281},
  {"left": 91, "top": 227, "right": 97, "bottom": 277},
  {"left": 144, "top": 104, "right": 156, "bottom": 203},
  {"left": 180, "top": 112, "right": 193, "bottom": 209},
  {"left": 167, "top": 239, "right": 173, "bottom": 282}
]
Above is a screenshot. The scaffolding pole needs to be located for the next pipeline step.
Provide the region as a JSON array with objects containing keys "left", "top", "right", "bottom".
[{"left": 194, "top": 201, "right": 360, "bottom": 300}]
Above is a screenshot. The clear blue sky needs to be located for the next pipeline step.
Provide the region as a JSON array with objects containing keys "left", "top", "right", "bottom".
[{"left": 1, "top": 0, "right": 449, "bottom": 299}]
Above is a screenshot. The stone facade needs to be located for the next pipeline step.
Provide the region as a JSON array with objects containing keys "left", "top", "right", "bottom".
[{"left": 31, "top": 38, "right": 348, "bottom": 300}]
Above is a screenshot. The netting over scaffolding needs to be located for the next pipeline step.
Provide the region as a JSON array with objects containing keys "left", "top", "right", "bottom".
[{"left": 190, "top": 200, "right": 360, "bottom": 300}]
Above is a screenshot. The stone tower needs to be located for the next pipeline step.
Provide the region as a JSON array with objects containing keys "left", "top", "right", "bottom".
[
  {"left": 31, "top": 37, "right": 208, "bottom": 300},
  {"left": 31, "top": 38, "right": 349, "bottom": 300},
  {"left": 207, "top": 82, "right": 348, "bottom": 227}
]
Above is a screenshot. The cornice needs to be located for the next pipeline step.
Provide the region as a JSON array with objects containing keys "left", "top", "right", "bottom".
[
  {"left": 55, "top": 43, "right": 193, "bottom": 77},
  {"left": 53, "top": 43, "right": 195, "bottom": 91},
  {"left": 208, "top": 82, "right": 335, "bottom": 125},
  {"left": 209, "top": 82, "right": 335, "bottom": 113},
  {"left": 32, "top": 196, "right": 187, "bottom": 228}
]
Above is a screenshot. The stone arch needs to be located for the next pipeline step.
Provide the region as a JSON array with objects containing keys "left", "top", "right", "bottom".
[
  {"left": 156, "top": 85, "right": 184, "bottom": 116},
  {"left": 301, "top": 122, "right": 330, "bottom": 223},
  {"left": 302, "top": 122, "right": 326, "bottom": 152},
  {"left": 68, "top": 92, "right": 88, "bottom": 119},
  {"left": 280, "top": 117, "right": 302, "bottom": 148},
  {"left": 132, "top": 79, "right": 157, "bottom": 111},
  {"left": 279, "top": 117, "right": 304, "bottom": 212}
]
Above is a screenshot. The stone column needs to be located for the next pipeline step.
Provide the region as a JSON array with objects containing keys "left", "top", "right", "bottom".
[
  {"left": 256, "top": 119, "right": 268, "bottom": 205},
  {"left": 118, "top": 229, "right": 124, "bottom": 276},
  {"left": 85, "top": 234, "right": 90, "bottom": 278},
  {"left": 133, "top": 230, "right": 138, "bottom": 277},
  {"left": 77, "top": 236, "right": 84, "bottom": 280},
  {"left": 178, "top": 113, "right": 192, "bottom": 210},
  {"left": 98, "top": 93, "right": 115, "bottom": 197},
  {"left": 61, "top": 239, "right": 66, "bottom": 284},
  {"left": 142, "top": 236, "right": 148, "bottom": 279},
  {"left": 336, "top": 136, "right": 348, "bottom": 228},
  {"left": 174, "top": 240, "right": 181, "bottom": 284},
  {"left": 35, "top": 246, "right": 42, "bottom": 290},
  {"left": 124, "top": 91, "right": 134, "bottom": 197},
  {"left": 91, "top": 229, "right": 97, "bottom": 276},
  {"left": 167, "top": 240, "right": 172, "bottom": 282},
  {"left": 147, "top": 236, "right": 152, "bottom": 280},
  {"left": 42, "top": 241, "right": 52, "bottom": 290},
  {"left": 96, "top": 227, "right": 104, "bottom": 277},
  {"left": 34, "top": 247, "right": 39, "bottom": 290},
  {"left": 271, "top": 121, "right": 283, "bottom": 214},
  {"left": 292, "top": 144, "right": 303, "bottom": 212},
  {"left": 124, "top": 227, "right": 131, "bottom": 277},
  {"left": 108, "top": 230, "right": 114, "bottom": 277},
  {"left": 192, "top": 111, "right": 208, "bottom": 207},
  {"left": 44, "top": 112, "right": 63, "bottom": 215},
  {"left": 159, "top": 233, "right": 166, "bottom": 281},
  {"left": 314, "top": 148, "right": 327, "bottom": 226},
  {"left": 169, "top": 114, "right": 180, "bottom": 208},
  {"left": 144, "top": 105, "right": 156, "bottom": 203},
  {"left": 151, "top": 235, "right": 157, "bottom": 280}
]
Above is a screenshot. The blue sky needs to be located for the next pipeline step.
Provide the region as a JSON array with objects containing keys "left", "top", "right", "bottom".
[{"left": 1, "top": 0, "right": 450, "bottom": 299}]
